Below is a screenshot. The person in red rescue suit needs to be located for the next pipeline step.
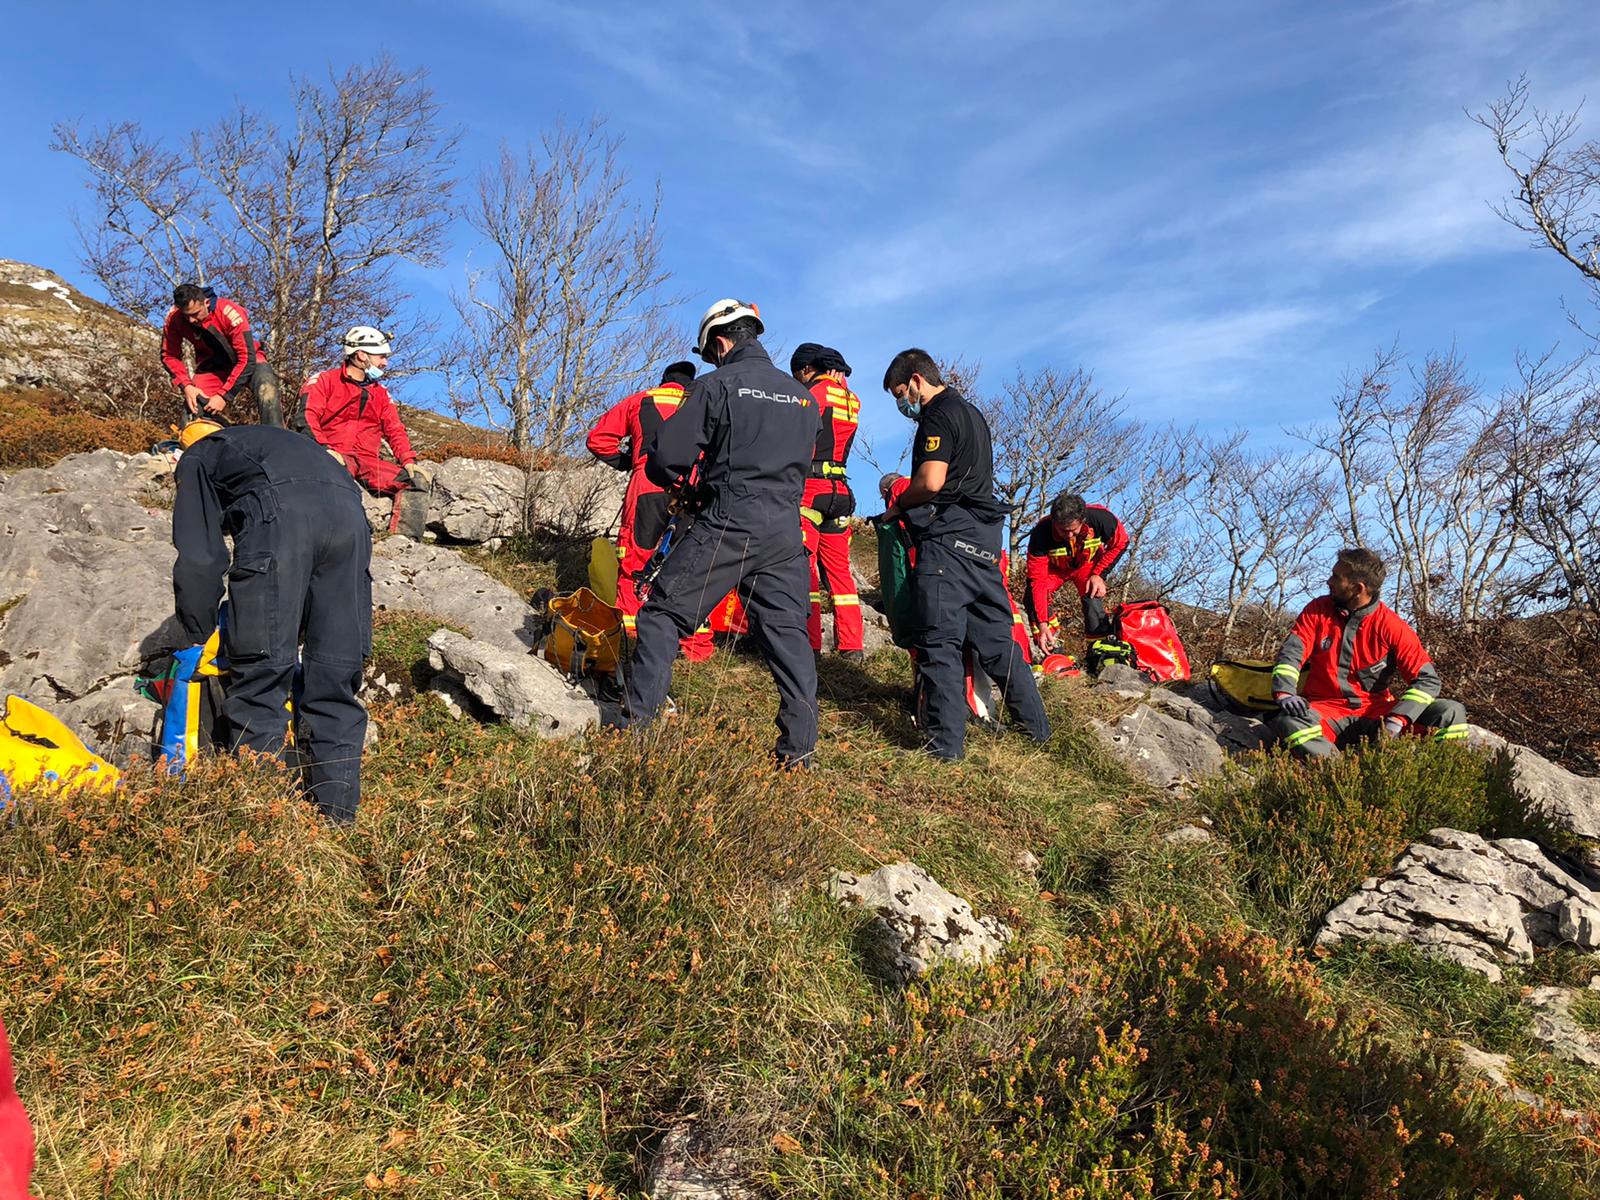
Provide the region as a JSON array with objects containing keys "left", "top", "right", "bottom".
[
  {"left": 161, "top": 282, "right": 283, "bottom": 425},
  {"left": 298, "top": 326, "right": 436, "bottom": 540},
  {"left": 1270, "top": 547, "right": 1468, "bottom": 759},
  {"left": 1025, "top": 492, "right": 1128, "bottom": 654},
  {"left": 0, "top": 1015, "right": 34, "bottom": 1200},
  {"left": 585, "top": 361, "right": 715, "bottom": 661},
  {"left": 791, "top": 343, "right": 864, "bottom": 659}
]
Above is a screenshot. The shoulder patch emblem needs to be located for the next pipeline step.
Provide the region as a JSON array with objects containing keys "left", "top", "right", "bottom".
[{"left": 924, "top": 435, "right": 941, "bottom": 452}]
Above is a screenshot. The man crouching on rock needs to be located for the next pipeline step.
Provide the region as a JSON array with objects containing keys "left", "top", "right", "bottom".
[
  {"left": 171, "top": 418, "right": 372, "bottom": 821},
  {"left": 1270, "top": 547, "right": 1469, "bottom": 759}
]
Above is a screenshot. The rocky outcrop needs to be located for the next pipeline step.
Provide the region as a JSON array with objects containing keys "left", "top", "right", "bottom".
[
  {"left": 429, "top": 457, "right": 527, "bottom": 543},
  {"left": 0, "top": 448, "right": 573, "bottom": 761},
  {"left": 1315, "top": 829, "right": 1600, "bottom": 980},
  {"left": 829, "top": 861, "right": 1012, "bottom": 985},
  {"left": 0, "top": 260, "right": 158, "bottom": 392},
  {"left": 1467, "top": 725, "right": 1600, "bottom": 873},
  {"left": 524, "top": 461, "right": 626, "bottom": 537},
  {"left": 645, "top": 1122, "right": 755, "bottom": 1200},
  {"left": 1527, "top": 985, "right": 1600, "bottom": 1067},
  {"left": 1089, "top": 674, "right": 1270, "bottom": 795},
  {"left": 426, "top": 630, "right": 597, "bottom": 737}
]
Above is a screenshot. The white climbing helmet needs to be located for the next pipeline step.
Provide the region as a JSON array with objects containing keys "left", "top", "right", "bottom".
[
  {"left": 693, "top": 298, "right": 762, "bottom": 359},
  {"left": 342, "top": 326, "right": 393, "bottom": 357}
]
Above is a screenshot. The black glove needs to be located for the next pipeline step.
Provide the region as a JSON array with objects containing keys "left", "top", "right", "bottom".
[{"left": 1276, "top": 694, "right": 1310, "bottom": 719}]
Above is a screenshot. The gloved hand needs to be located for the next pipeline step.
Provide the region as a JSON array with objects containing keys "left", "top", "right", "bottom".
[
  {"left": 1276, "top": 693, "right": 1310, "bottom": 719},
  {"left": 405, "top": 461, "right": 436, "bottom": 490},
  {"left": 1382, "top": 715, "right": 1407, "bottom": 738}
]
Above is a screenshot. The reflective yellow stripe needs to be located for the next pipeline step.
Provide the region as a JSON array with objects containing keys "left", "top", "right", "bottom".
[
  {"left": 1401, "top": 688, "right": 1433, "bottom": 704},
  {"left": 1432, "top": 724, "right": 1468, "bottom": 741},
  {"left": 1012, "top": 612, "right": 1024, "bottom": 625},
  {"left": 819, "top": 462, "right": 848, "bottom": 477},
  {"left": 808, "top": 592, "right": 822, "bottom": 602},
  {"left": 1286, "top": 726, "right": 1325, "bottom": 748},
  {"left": 834, "top": 594, "right": 860, "bottom": 606},
  {"left": 1272, "top": 665, "right": 1299, "bottom": 681},
  {"left": 1083, "top": 537, "right": 1104, "bottom": 552},
  {"left": 1047, "top": 549, "right": 1072, "bottom": 559},
  {"left": 800, "top": 506, "right": 822, "bottom": 525}
]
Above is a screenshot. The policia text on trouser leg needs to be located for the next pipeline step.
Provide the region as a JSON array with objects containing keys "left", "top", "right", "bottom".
[{"left": 911, "top": 530, "right": 1050, "bottom": 759}]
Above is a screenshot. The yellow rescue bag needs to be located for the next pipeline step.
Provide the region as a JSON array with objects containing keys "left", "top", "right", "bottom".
[
  {"left": 0, "top": 694, "right": 120, "bottom": 803},
  {"left": 1207, "top": 659, "right": 1294, "bottom": 715},
  {"left": 542, "top": 587, "right": 624, "bottom": 678},
  {"left": 588, "top": 537, "right": 620, "bottom": 607}
]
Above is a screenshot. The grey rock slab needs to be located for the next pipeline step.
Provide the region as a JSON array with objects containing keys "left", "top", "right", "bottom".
[
  {"left": 828, "top": 860, "right": 1012, "bottom": 985},
  {"left": 1558, "top": 896, "right": 1600, "bottom": 950},
  {"left": 1093, "top": 662, "right": 1151, "bottom": 694},
  {"left": 426, "top": 629, "right": 596, "bottom": 737},
  {"left": 1316, "top": 829, "right": 1600, "bottom": 980},
  {"left": 524, "top": 461, "right": 626, "bottom": 538},
  {"left": 1527, "top": 986, "right": 1600, "bottom": 1068},
  {"left": 645, "top": 1122, "right": 755, "bottom": 1200},
  {"left": 1162, "top": 823, "right": 1216, "bottom": 847},
  {"left": 429, "top": 457, "right": 527, "bottom": 543},
  {"left": 1467, "top": 724, "right": 1600, "bottom": 869},
  {"left": 370, "top": 539, "right": 539, "bottom": 651},
  {"left": 1092, "top": 702, "right": 1225, "bottom": 794}
]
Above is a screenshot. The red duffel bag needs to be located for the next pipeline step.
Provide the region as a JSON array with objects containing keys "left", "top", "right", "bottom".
[{"left": 1115, "top": 601, "right": 1191, "bottom": 683}]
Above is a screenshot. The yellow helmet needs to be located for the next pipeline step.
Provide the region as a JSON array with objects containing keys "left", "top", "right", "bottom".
[{"left": 179, "top": 418, "right": 224, "bottom": 449}]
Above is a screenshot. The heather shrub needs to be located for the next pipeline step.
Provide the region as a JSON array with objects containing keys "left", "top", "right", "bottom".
[
  {"left": 0, "top": 387, "right": 165, "bottom": 467},
  {"left": 1201, "top": 738, "right": 1552, "bottom": 941}
]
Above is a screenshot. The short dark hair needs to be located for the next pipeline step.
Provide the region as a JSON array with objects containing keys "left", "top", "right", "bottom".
[
  {"left": 882, "top": 348, "right": 942, "bottom": 394},
  {"left": 1336, "top": 547, "right": 1386, "bottom": 594},
  {"left": 173, "top": 283, "right": 207, "bottom": 307},
  {"left": 1051, "top": 493, "right": 1087, "bottom": 525},
  {"left": 717, "top": 316, "right": 762, "bottom": 347},
  {"left": 660, "top": 360, "right": 696, "bottom": 386}
]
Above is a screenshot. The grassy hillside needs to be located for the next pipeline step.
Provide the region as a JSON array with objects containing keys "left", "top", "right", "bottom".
[{"left": 3, "top": 608, "right": 1598, "bottom": 1198}]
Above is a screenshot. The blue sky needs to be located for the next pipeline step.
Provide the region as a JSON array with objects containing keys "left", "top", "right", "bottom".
[{"left": 2, "top": 0, "right": 1596, "bottom": 477}]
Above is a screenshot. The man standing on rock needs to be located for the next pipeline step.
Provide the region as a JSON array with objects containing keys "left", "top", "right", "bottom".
[
  {"left": 298, "top": 327, "right": 435, "bottom": 540},
  {"left": 171, "top": 418, "right": 372, "bottom": 821},
  {"left": 161, "top": 283, "right": 283, "bottom": 426},
  {"left": 878, "top": 349, "right": 1049, "bottom": 761},
  {"left": 616, "top": 299, "right": 821, "bottom": 768},
  {"left": 585, "top": 360, "right": 715, "bottom": 660},
  {"left": 1270, "top": 548, "right": 1469, "bottom": 759},
  {"left": 792, "top": 342, "right": 865, "bottom": 661},
  {"left": 1024, "top": 492, "right": 1129, "bottom": 655}
]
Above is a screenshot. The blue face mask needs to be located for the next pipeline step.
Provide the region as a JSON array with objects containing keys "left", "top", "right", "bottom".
[
  {"left": 896, "top": 393, "right": 919, "bottom": 420},
  {"left": 364, "top": 366, "right": 385, "bottom": 381}
]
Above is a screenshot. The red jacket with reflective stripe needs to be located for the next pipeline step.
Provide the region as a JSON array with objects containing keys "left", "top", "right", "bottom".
[
  {"left": 0, "top": 1015, "right": 33, "bottom": 1200},
  {"left": 587, "top": 382, "right": 690, "bottom": 539},
  {"left": 1023, "top": 505, "right": 1127, "bottom": 627},
  {"left": 161, "top": 297, "right": 255, "bottom": 392},
  {"left": 808, "top": 373, "right": 860, "bottom": 476},
  {"left": 1273, "top": 596, "right": 1442, "bottom": 721},
  {"left": 300, "top": 367, "right": 416, "bottom": 467}
]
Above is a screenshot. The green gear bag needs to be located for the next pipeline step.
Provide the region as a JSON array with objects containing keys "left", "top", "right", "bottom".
[{"left": 875, "top": 522, "right": 916, "bottom": 650}]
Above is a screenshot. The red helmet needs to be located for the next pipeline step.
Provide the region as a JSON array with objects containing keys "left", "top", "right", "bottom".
[{"left": 1040, "top": 653, "right": 1081, "bottom": 677}]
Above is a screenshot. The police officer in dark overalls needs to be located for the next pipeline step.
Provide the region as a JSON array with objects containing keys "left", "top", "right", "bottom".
[
  {"left": 618, "top": 299, "right": 822, "bottom": 767},
  {"left": 171, "top": 418, "right": 372, "bottom": 820},
  {"left": 878, "top": 349, "right": 1050, "bottom": 760}
]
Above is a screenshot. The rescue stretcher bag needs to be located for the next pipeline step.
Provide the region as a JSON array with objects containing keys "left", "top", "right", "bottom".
[
  {"left": 1206, "top": 659, "right": 1305, "bottom": 715},
  {"left": 541, "top": 587, "right": 624, "bottom": 678},
  {"left": 140, "top": 628, "right": 229, "bottom": 774},
  {"left": 875, "top": 522, "right": 917, "bottom": 650},
  {"left": 0, "top": 694, "right": 120, "bottom": 807},
  {"left": 1114, "top": 601, "right": 1191, "bottom": 683}
]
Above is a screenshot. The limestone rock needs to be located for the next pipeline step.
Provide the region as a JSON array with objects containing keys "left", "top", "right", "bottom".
[
  {"left": 360, "top": 490, "right": 393, "bottom": 534},
  {"left": 1094, "top": 662, "right": 1151, "bottom": 693},
  {"left": 1467, "top": 724, "right": 1600, "bottom": 872},
  {"left": 426, "top": 629, "right": 596, "bottom": 737},
  {"left": 429, "top": 456, "right": 527, "bottom": 543},
  {"left": 645, "top": 1122, "right": 754, "bottom": 1200},
  {"left": 1454, "top": 1041, "right": 1598, "bottom": 1130},
  {"left": 1162, "top": 823, "right": 1215, "bottom": 847},
  {"left": 371, "top": 539, "right": 539, "bottom": 651},
  {"left": 1092, "top": 703, "right": 1226, "bottom": 794},
  {"left": 1557, "top": 896, "right": 1600, "bottom": 950},
  {"left": 829, "top": 861, "right": 1012, "bottom": 984},
  {"left": 1527, "top": 986, "right": 1600, "bottom": 1067},
  {"left": 1316, "top": 829, "right": 1600, "bottom": 980},
  {"left": 524, "top": 461, "right": 626, "bottom": 537}
]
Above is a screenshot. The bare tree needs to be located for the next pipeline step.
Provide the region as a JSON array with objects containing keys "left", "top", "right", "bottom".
[
  {"left": 1492, "top": 349, "right": 1600, "bottom": 626},
  {"left": 980, "top": 365, "right": 1140, "bottom": 560},
  {"left": 54, "top": 55, "right": 458, "bottom": 393},
  {"left": 450, "top": 120, "right": 677, "bottom": 454},
  {"left": 1106, "top": 424, "right": 1207, "bottom": 603},
  {"left": 1475, "top": 76, "right": 1600, "bottom": 329},
  {"left": 1296, "top": 344, "right": 1402, "bottom": 545}
]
